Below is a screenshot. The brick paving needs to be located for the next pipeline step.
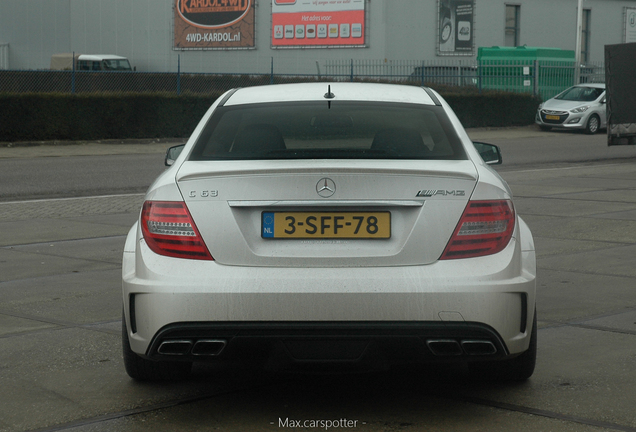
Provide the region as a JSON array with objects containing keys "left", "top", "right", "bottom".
[{"left": 0, "top": 194, "right": 144, "bottom": 221}]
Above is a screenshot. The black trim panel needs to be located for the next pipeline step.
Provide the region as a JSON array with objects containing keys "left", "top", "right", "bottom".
[
  {"left": 218, "top": 88, "right": 240, "bottom": 107},
  {"left": 422, "top": 87, "right": 442, "bottom": 106},
  {"left": 145, "top": 321, "right": 510, "bottom": 365}
]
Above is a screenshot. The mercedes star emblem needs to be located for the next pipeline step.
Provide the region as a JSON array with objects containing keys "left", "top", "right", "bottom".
[{"left": 316, "top": 178, "right": 336, "bottom": 198}]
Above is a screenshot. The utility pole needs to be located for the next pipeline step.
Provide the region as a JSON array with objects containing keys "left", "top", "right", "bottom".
[{"left": 574, "top": 0, "right": 583, "bottom": 85}]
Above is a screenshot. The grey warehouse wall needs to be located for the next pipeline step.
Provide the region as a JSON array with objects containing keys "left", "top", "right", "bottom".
[
  {"left": 0, "top": 0, "right": 634, "bottom": 73},
  {"left": 0, "top": 0, "right": 71, "bottom": 70}
]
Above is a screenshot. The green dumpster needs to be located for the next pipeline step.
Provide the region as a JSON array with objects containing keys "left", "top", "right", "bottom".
[{"left": 477, "top": 46, "right": 575, "bottom": 100}]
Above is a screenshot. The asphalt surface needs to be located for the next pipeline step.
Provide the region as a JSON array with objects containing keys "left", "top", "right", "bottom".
[
  {"left": 2, "top": 127, "right": 636, "bottom": 203},
  {"left": 1, "top": 127, "right": 636, "bottom": 431}
]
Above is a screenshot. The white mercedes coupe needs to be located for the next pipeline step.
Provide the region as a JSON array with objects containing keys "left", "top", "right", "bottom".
[{"left": 122, "top": 83, "right": 537, "bottom": 381}]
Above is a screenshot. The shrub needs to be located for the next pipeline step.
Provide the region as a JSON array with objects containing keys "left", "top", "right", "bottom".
[{"left": 0, "top": 89, "right": 540, "bottom": 143}]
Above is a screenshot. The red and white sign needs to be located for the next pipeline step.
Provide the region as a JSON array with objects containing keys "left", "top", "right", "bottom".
[
  {"left": 174, "top": 0, "right": 255, "bottom": 49},
  {"left": 272, "top": 0, "right": 365, "bottom": 47}
]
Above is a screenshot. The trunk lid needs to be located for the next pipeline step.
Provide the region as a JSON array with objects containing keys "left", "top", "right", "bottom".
[{"left": 177, "top": 160, "right": 477, "bottom": 267}]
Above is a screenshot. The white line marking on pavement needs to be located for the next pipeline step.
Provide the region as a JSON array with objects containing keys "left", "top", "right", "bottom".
[
  {"left": 503, "top": 162, "right": 631, "bottom": 174},
  {"left": 0, "top": 193, "right": 145, "bottom": 205}
]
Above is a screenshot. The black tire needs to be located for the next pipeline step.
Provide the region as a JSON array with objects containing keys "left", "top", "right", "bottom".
[
  {"left": 468, "top": 309, "right": 537, "bottom": 382},
  {"left": 122, "top": 312, "right": 192, "bottom": 381},
  {"left": 584, "top": 114, "right": 600, "bottom": 134}
]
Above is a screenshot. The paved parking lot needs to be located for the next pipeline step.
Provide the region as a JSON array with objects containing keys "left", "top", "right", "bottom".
[{"left": 1, "top": 132, "right": 635, "bottom": 431}]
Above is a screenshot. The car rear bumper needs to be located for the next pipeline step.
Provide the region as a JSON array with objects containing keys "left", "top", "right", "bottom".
[
  {"left": 143, "top": 321, "right": 513, "bottom": 369},
  {"left": 123, "top": 229, "right": 536, "bottom": 362}
]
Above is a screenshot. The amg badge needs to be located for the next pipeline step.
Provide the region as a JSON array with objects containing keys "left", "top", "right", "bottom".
[{"left": 416, "top": 190, "right": 466, "bottom": 197}]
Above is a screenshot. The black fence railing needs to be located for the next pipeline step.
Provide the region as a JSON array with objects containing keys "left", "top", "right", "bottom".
[{"left": 0, "top": 59, "right": 605, "bottom": 101}]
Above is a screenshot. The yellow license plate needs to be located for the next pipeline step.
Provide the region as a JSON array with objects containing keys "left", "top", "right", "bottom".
[
  {"left": 545, "top": 115, "right": 560, "bottom": 120},
  {"left": 262, "top": 211, "right": 391, "bottom": 239}
]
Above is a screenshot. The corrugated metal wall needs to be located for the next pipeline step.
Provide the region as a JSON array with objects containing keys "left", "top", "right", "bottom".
[{"left": 0, "top": 0, "right": 634, "bottom": 73}]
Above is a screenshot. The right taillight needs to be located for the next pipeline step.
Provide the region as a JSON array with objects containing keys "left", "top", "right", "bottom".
[
  {"left": 440, "top": 200, "right": 515, "bottom": 260},
  {"left": 140, "top": 201, "right": 213, "bottom": 261}
]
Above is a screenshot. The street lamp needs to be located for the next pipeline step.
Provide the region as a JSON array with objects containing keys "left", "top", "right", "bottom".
[{"left": 574, "top": 0, "right": 583, "bottom": 84}]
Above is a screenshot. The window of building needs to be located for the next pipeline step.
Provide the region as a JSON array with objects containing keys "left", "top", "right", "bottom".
[
  {"left": 505, "top": 5, "right": 520, "bottom": 47},
  {"left": 581, "top": 9, "right": 591, "bottom": 64}
]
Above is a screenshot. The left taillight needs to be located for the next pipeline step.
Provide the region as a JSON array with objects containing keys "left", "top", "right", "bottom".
[
  {"left": 440, "top": 200, "right": 515, "bottom": 260},
  {"left": 140, "top": 201, "right": 213, "bottom": 260}
]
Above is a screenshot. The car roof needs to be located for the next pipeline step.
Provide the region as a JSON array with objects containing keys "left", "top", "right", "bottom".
[
  {"left": 223, "top": 83, "right": 437, "bottom": 106},
  {"left": 574, "top": 83, "right": 605, "bottom": 89},
  {"left": 77, "top": 54, "right": 128, "bottom": 61}
]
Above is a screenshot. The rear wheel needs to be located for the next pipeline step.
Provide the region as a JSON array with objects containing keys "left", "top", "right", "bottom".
[
  {"left": 584, "top": 114, "right": 600, "bottom": 134},
  {"left": 468, "top": 309, "right": 537, "bottom": 381},
  {"left": 122, "top": 312, "right": 192, "bottom": 381}
]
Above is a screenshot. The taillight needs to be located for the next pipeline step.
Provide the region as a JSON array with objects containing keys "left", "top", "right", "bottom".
[
  {"left": 440, "top": 200, "right": 515, "bottom": 260},
  {"left": 140, "top": 201, "right": 213, "bottom": 260}
]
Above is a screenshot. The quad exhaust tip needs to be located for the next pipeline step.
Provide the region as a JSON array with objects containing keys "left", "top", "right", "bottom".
[
  {"left": 157, "top": 340, "right": 193, "bottom": 356},
  {"left": 426, "top": 339, "right": 497, "bottom": 356},
  {"left": 157, "top": 339, "right": 227, "bottom": 356},
  {"left": 192, "top": 339, "right": 227, "bottom": 356},
  {"left": 426, "top": 339, "right": 463, "bottom": 356},
  {"left": 461, "top": 340, "right": 497, "bottom": 356}
]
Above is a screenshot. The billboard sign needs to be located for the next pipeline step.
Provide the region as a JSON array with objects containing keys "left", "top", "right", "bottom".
[
  {"left": 437, "top": 0, "right": 474, "bottom": 56},
  {"left": 625, "top": 7, "right": 636, "bottom": 43},
  {"left": 272, "top": 0, "right": 366, "bottom": 48},
  {"left": 174, "top": 0, "right": 255, "bottom": 49}
]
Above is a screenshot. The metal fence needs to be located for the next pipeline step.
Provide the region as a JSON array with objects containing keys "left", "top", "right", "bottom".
[
  {"left": 0, "top": 44, "right": 8, "bottom": 70},
  {"left": 325, "top": 59, "right": 605, "bottom": 100},
  {"left": 0, "top": 58, "right": 604, "bottom": 101},
  {"left": 325, "top": 59, "right": 480, "bottom": 87}
]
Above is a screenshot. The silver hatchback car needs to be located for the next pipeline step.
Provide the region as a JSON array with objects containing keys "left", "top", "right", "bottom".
[
  {"left": 122, "top": 83, "right": 537, "bottom": 382},
  {"left": 536, "top": 83, "right": 606, "bottom": 134}
]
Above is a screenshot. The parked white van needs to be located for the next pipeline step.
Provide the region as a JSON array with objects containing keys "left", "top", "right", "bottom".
[
  {"left": 77, "top": 54, "right": 133, "bottom": 71},
  {"left": 50, "top": 53, "right": 133, "bottom": 71}
]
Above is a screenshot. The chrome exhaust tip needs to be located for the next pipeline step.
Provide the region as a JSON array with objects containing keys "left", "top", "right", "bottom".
[
  {"left": 157, "top": 340, "right": 193, "bottom": 355},
  {"left": 461, "top": 340, "right": 497, "bottom": 356},
  {"left": 426, "top": 339, "right": 463, "bottom": 356},
  {"left": 191, "top": 339, "right": 227, "bottom": 356}
]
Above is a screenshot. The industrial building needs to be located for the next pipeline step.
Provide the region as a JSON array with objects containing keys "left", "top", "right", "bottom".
[{"left": 1, "top": 0, "right": 635, "bottom": 73}]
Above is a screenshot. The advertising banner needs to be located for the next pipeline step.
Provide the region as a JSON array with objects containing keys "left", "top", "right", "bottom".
[
  {"left": 174, "top": 0, "right": 255, "bottom": 49},
  {"left": 625, "top": 7, "right": 636, "bottom": 43},
  {"left": 272, "top": 0, "right": 366, "bottom": 48},
  {"left": 437, "top": 0, "right": 474, "bottom": 55}
]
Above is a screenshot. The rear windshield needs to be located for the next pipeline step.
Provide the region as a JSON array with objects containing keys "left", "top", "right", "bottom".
[{"left": 189, "top": 101, "right": 466, "bottom": 161}]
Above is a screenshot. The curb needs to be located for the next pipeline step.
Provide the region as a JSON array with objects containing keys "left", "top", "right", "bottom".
[{"left": 0, "top": 137, "right": 187, "bottom": 148}]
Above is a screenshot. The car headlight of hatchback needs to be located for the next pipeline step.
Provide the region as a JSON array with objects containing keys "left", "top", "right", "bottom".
[{"left": 570, "top": 105, "right": 590, "bottom": 113}]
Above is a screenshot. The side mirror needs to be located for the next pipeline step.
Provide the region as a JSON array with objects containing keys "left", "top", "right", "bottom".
[
  {"left": 473, "top": 142, "right": 502, "bottom": 165},
  {"left": 165, "top": 144, "right": 185, "bottom": 166}
]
